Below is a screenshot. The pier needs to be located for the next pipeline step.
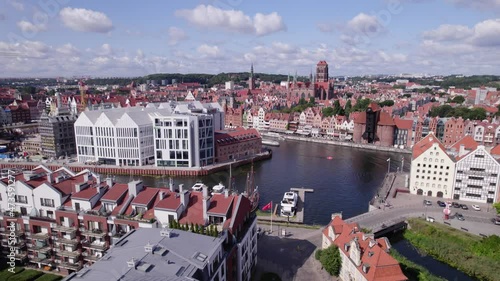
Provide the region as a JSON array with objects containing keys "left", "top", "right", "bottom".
[{"left": 257, "top": 187, "right": 314, "bottom": 224}]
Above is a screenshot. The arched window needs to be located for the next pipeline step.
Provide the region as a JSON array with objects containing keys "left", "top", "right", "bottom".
[
  {"left": 436, "top": 152, "right": 440, "bottom": 156},
  {"left": 424, "top": 158, "right": 427, "bottom": 162},
  {"left": 430, "top": 152, "right": 433, "bottom": 156},
  {"left": 441, "top": 159, "right": 444, "bottom": 163},
  {"left": 429, "top": 158, "right": 432, "bottom": 162}
]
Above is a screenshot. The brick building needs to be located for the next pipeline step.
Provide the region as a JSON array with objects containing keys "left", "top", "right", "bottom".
[
  {"left": 353, "top": 103, "right": 395, "bottom": 147},
  {"left": 215, "top": 128, "right": 262, "bottom": 163}
]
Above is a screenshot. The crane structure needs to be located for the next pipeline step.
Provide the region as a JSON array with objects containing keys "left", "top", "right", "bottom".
[{"left": 78, "top": 80, "right": 88, "bottom": 110}]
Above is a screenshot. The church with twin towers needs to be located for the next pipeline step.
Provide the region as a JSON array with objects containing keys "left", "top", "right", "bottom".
[{"left": 248, "top": 61, "right": 335, "bottom": 101}]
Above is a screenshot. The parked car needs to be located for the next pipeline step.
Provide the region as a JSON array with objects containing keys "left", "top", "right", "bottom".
[
  {"left": 452, "top": 202, "right": 461, "bottom": 208},
  {"left": 461, "top": 204, "right": 469, "bottom": 210},
  {"left": 493, "top": 217, "right": 500, "bottom": 225},
  {"left": 456, "top": 213, "right": 465, "bottom": 221},
  {"left": 472, "top": 204, "right": 481, "bottom": 211},
  {"left": 437, "top": 201, "right": 446, "bottom": 207},
  {"left": 423, "top": 200, "right": 432, "bottom": 206}
]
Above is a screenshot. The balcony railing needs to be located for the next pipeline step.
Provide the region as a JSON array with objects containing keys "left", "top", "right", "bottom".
[
  {"left": 84, "top": 210, "right": 112, "bottom": 218},
  {"left": 115, "top": 214, "right": 156, "bottom": 223},
  {"left": 56, "top": 238, "right": 79, "bottom": 246},
  {"left": 52, "top": 225, "right": 77, "bottom": 233},
  {"left": 57, "top": 262, "right": 81, "bottom": 271},
  {"left": 31, "top": 233, "right": 49, "bottom": 240},
  {"left": 2, "top": 211, "right": 20, "bottom": 217},
  {"left": 82, "top": 254, "right": 100, "bottom": 262},
  {"left": 57, "top": 250, "right": 81, "bottom": 258},
  {"left": 81, "top": 242, "right": 107, "bottom": 251},
  {"left": 81, "top": 229, "right": 106, "bottom": 238},
  {"left": 29, "top": 215, "right": 56, "bottom": 223},
  {"left": 31, "top": 246, "right": 51, "bottom": 254}
]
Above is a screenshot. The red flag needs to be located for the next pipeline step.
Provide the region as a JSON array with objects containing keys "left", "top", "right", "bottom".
[{"left": 262, "top": 201, "right": 272, "bottom": 211}]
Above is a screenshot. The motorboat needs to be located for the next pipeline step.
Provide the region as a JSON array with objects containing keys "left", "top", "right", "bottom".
[
  {"left": 280, "top": 191, "right": 298, "bottom": 217},
  {"left": 211, "top": 183, "right": 226, "bottom": 195},
  {"left": 191, "top": 182, "right": 207, "bottom": 192},
  {"left": 262, "top": 139, "right": 280, "bottom": 147}
]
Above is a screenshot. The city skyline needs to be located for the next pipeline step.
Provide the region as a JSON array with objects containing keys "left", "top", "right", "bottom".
[{"left": 0, "top": 0, "right": 499, "bottom": 78}]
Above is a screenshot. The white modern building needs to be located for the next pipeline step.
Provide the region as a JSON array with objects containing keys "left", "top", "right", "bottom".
[
  {"left": 453, "top": 145, "right": 500, "bottom": 203},
  {"left": 74, "top": 101, "right": 224, "bottom": 167},
  {"left": 410, "top": 133, "right": 456, "bottom": 198}
]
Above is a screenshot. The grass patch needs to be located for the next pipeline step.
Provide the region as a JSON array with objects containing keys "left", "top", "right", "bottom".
[
  {"left": 390, "top": 249, "right": 446, "bottom": 281},
  {"left": 34, "top": 274, "right": 63, "bottom": 281},
  {"left": 260, "top": 272, "right": 281, "bottom": 281},
  {"left": 0, "top": 267, "right": 24, "bottom": 280},
  {"left": 7, "top": 269, "right": 43, "bottom": 281},
  {"left": 256, "top": 210, "right": 272, "bottom": 217},
  {"left": 405, "top": 218, "right": 500, "bottom": 281}
]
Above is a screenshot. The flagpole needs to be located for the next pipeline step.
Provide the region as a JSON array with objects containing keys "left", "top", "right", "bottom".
[{"left": 270, "top": 201, "right": 273, "bottom": 233}]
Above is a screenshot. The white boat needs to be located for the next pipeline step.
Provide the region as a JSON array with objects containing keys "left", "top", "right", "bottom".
[
  {"left": 192, "top": 182, "right": 208, "bottom": 192},
  {"left": 262, "top": 139, "right": 280, "bottom": 147},
  {"left": 211, "top": 183, "right": 226, "bottom": 195},
  {"left": 280, "top": 191, "right": 298, "bottom": 217}
]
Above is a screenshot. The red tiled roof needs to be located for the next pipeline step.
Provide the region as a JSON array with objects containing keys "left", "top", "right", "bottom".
[
  {"left": 154, "top": 190, "right": 181, "bottom": 211},
  {"left": 101, "top": 183, "right": 128, "bottom": 202},
  {"left": 131, "top": 187, "right": 159, "bottom": 206},
  {"left": 207, "top": 194, "right": 233, "bottom": 215},
  {"left": 449, "top": 135, "right": 478, "bottom": 152},
  {"left": 393, "top": 118, "right": 413, "bottom": 130},
  {"left": 412, "top": 133, "right": 447, "bottom": 159},
  {"left": 111, "top": 194, "right": 131, "bottom": 216},
  {"left": 52, "top": 173, "right": 87, "bottom": 195},
  {"left": 378, "top": 111, "right": 395, "bottom": 126},
  {"left": 491, "top": 144, "right": 500, "bottom": 156},
  {"left": 72, "top": 186, "right": 108, "bottom": 200},
  {"left": 179, "top": 192, "right": 205, "bottom": 225}
]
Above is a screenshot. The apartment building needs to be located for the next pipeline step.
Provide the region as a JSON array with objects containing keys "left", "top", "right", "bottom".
[
  {"left": 39, "top": 113, "right": 77, "bottom": 159},
  {"left": 322, "top": 214, "right": 407, "bottom": 281},
  {"left": 0, "top": 165, "right": 257, "bottom": 280},
  {"left": 409, "top": 133, "right": 455, "bottom": 198},
  {"left": 64, "top": 227, "right": 228, "bottom": 281}
]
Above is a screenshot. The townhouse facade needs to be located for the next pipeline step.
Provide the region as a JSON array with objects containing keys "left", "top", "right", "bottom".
[
  {"left": 322, "top": 214, "right": 407, "bottom": 281},
  {"left": 0, "top": 165, "right": 257, "bottom": 280}
]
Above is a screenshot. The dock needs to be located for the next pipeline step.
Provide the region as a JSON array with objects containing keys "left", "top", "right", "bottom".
[{"left": 257, "top": 187, "right": 314, "bottom": 224}]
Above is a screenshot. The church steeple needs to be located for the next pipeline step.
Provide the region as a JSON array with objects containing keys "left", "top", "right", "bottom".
[
  {"left": 250, "top": 63, "right": 254, "bottom": 78},
  {"left": 248, "top": 63, "right": 255, "bottom": 90}
]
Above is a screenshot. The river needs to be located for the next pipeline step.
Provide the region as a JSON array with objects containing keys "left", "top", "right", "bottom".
[{"left": 113, "top": 139, "right": 412, "bottom": 225}]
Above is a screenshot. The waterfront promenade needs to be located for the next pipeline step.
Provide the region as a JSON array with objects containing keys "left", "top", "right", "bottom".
[
  {"left": 280, "top": 134, "right": 412, "bottom": 154},
  {"left": 0, "top": 151, "right": 271, "bottom": 177}
]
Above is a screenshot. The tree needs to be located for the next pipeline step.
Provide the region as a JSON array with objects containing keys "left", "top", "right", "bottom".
[
  {"left": 467, "top": 107, "right": 486, "bottom": 121},
  {"left": 190, "top": 222, "right": 194, "bottom": 232},
  {"left": 378, "top": 100, "right": 394, "bottom": 107},
  {"left": 493, "top": 202, "right": 500, "bottom": 214},
  {"left": 318, "top": 245, "right": 341, "bottom": 276},
  {"left": 332, "top": 100, "right": 341, "bottom": 115},
  {"left": 309, "top": 96, "right": 316, "bottom": 105},
  {"left": 322, "top": 107, "right": 335, "bottom": 117},
  {"left": 450, "top": 95, "right": 465, "bottom": 104}
]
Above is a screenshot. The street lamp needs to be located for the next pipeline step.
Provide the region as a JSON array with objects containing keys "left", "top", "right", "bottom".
[{"left": 387, "top": 158, "right": 391, "bottom": 174}]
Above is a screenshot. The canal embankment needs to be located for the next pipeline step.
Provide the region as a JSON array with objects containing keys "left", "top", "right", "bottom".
[{"left": 0, "top": 151, "right": 272, "bottom": 177}]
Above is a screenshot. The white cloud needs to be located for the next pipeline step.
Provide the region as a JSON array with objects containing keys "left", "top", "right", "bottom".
[
  {"left": 422, "top": 24, "right": 473, "bottom": 41},
  {"left": 473, "top": 19, "right": 500, "bottom": 46},
  {"left": 168, "top": 27, "right": 188, "bottom": 46},
  {"left": 60, "top": 7, "right": 113, "bottom": 33},
  {"left": 9, "top": 0, "right": 24, "bottom": 11},
  {"left": 317, "top": 22, "right": 336, "bottom": 33},
  {"left": 197, "top": 44, "right": 222, "bottom": 58},
  {"left": 17, "top": 20, "right": 47, "bottom": 33},
  {"left": 347, "top": 13, "right": 385, "bottom": 35},
  {"left": 56, "top": 43, "right": 80, "bottom": 56},
  {"left": 175, "top": 5, "right": 286, "bottom": 36},
  {"left": 99, "top": 43, "right": 113, "bottom": 56}
]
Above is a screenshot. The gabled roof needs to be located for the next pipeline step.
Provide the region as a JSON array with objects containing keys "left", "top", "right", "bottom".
[
  {"left": 131, "top": 187, "right": 159, "bottom": 206},
  {"left": 448, "top": 135, "right": 478, "bottom": 154},
  {"left": 412, "top": 132, "right": 447, "bottom": 159},
  {"left": 100, "top": 183, "right": 128, "bottom": 202},
  {"left": 490, "top": 144, "right": 500, "bottom": 157}
]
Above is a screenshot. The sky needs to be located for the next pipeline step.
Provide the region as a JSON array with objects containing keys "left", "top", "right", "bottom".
[{"left": 0, "top": 0, "right": 499, "bottom": 78}]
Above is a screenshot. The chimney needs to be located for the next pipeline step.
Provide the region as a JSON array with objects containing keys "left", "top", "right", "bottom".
[
  {"left": 459, "top": 144, "right": 466, "bottom": 157},
  {"left": 106, "top": 177, "right": 113, "bottom": 188},
  {"left": 95, "top": 174, "right": 101, "bottom": 185},
  {"left": 202, "top": 185, "right": 210, "bottom": 223},
  {"left": 74, "top": 183, "right": 82, "bottom": 193},
  {"left": 180, "top": 190, "right": 190, "bottom": 209},
  {"left": 83, "top": 172, "right": 89, "bottom": 183},
  {"left": 179, "top": 184, "right": 184, "bottom": 194},
  {"left": 47, "top": 172, "right": 53, "bottom": 184},
  {"left": 331, "top": 212, "right": 343, "bottom": 220},
  {"left": 160, "top": 192, "right": 165, "bottom": 200},
  {"left": 224, "top": 189, "right": 229, "bottom": 198},
  {"left": 169, "top": 178, "right": 175, "bottom": 192},
  {"left": 128, "top": 181, "right": 144, "bottom": 197}
]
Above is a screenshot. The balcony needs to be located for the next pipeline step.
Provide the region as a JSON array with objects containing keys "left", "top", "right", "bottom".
[
  {"left": 57, "top": 262, "right": 81, "bottom": 271},
  {"left": 1, "top": 240, "right": 26, "bottom": 248},
  {"left": 29, "top": 215, "right": 56, "bottom": 223},
  {"left": 82, "top": 254, "right": 100, "bottom": 262},
  {"left": 31, "top": 232, "right": 49, "bottom": 240},
  {"left": 2, "top": 210, "right": 21, "bottom": 217},
  {"left": 82, "top": 241, "right": 107, "bottom": 251},
  {"left": 84, "top": 210, "right": 111, "bottom": 218},
  {"left": 56, "top": 238, "right": 78, "bottom": 246},
  {"left": 115, "top": 213, "right": 156, "bottom": 224},
  {"left": 81, "top": 229, "right": 106, "bottom": 238},
  {"left": 57, "top": 250, "right": 81, "bottom": 258},
  {"left": 31, "top": 246, "right": 51, "bottom": 254},
  {"left": 52, "top": 225, "right": 77, "bottom": 233}
]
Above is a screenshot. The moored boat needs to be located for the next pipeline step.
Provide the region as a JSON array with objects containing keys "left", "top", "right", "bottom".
[{"left": 280, "top": 191, "right": 298, "bottom": 217}]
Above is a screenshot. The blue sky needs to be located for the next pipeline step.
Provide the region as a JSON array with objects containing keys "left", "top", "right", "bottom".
[{"left": 0, "top": 0, "right": 499, "bottom": 77}]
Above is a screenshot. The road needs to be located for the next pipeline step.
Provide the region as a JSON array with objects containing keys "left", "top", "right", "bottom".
[{"left": 346, "top": 202, "right": 500, "bottom": 236}]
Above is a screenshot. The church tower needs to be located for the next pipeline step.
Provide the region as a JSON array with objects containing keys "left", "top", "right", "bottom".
[
  {"left": 248, "top": 63, "right": 255, "bottom": 90},
  {"left": 316, "top": 61, "right": 329, "bottom": 82}
]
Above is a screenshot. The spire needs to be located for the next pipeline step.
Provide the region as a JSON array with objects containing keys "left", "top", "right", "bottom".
[
  {"left": 250, "top": 63, "right": 254, "bottom": 78},
  {"left": 293, "top": 71, "right": 297, "bottom": 84}
]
